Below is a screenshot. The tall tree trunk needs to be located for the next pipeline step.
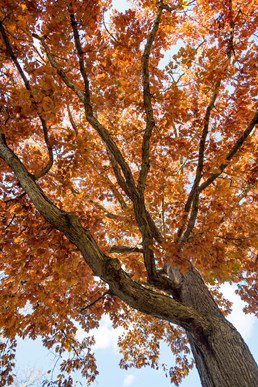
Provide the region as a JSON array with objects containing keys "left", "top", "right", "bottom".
[{"left": 178, "top": 266, "right": 258, "bottom": 387}]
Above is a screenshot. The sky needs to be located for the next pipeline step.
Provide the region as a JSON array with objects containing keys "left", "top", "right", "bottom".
[
  {"left": 7, "top": 0, "right": 258, "bottom": 386},
  {"left": 13, "top": 283, "right": 258, "bottom": 386}
]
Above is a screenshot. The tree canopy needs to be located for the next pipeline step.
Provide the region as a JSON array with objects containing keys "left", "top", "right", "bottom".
[{"left": 0, "top": 0, "right": 257, "bottom": 386}]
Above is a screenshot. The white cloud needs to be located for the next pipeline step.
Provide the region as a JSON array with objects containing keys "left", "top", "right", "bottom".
[
  {"left": 18, "top": 301, "right": 33, "bottom": 316},
  {"left": 76, "top": 284, "right": 255, "bottom": 355},
  {"left": 112, "top": 0, "right": 130, "bottom": 12},
  {"left": 220, "top": 283, "right": 256, "bottom": 340},
  {"left": 76, "top": 315, "right": 124, "bottom": 351},
  {"left": 123, "top": 374, "right": 135, "bottom": 386}
]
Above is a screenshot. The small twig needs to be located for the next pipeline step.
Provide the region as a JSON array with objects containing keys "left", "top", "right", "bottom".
[
  {"left": 102, "top": 13, "right": 120, "bottom": 45},
  {"left": 4, "top": 191, "right": 26, "bottom": 203},
  {"left": 88, "top": 158, "right": 127, "bottom": 209},
  {"left": 5, "top": 214, "right": 16, "bottom": 229},
  {"left": 80, "top": 291, "right": 110, "bottom": 312},
  {"left": 70, "top": 187, "right": 120, "bottom": 220}
]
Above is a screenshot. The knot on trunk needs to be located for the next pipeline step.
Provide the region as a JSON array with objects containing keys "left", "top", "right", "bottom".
[{"left": 163, "top": 263, "right": 183, "bottom": 288}]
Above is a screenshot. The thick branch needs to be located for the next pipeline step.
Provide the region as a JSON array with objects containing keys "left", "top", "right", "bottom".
[
  {"left": 0, "top": 133, "right": 210, "bottom": 335},
  {"left": 69, "top": 12, "right": 137, "bottom": 195}
]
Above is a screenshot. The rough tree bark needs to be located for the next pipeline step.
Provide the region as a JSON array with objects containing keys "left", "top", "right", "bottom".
[
  {"left": 0, "top": 134, "right": 257, "bottom": 387},
  {"left": 176, "top": 266, "right": 258, "bottom": 387},
  {"left": 1, "top": 2, "right": 257, "bottom": 385}
]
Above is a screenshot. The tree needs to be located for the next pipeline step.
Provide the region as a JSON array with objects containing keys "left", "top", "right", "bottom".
[
  {"left": 0, "top": 0, "right": 257, "bottom": 385},
  {"left": 12, "top": 367, "right": 45, "bottom": 387}
]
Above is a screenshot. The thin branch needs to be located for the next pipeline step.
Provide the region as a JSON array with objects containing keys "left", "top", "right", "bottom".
[
  {"left": 32, "top": 44, "right": 46, "bottom": 64},
  {"left": 5, "top": 214, "right": 16, "bottom": 229},
  {"left": 137, "top": 3, "right": 163, "bottom": 195},
  {"left": 161, "top": 190, "right": 165, "bottom": 233},
  {"left": 80, "top": 291, "right": 110, "bottom": 312},
  {"left": 185, "top": 80, "right": 221, "bottom": 212},
  {"left": 102, "top": 13, "right": 120, "bottom": 45},
  {"left": 0, "top": 21, "right": 30, "bottom": 89},
  {"left": 66, "top": 109, "right": 127, "bottom": 210},
  {"left": 177, "top": 80, "right": 221, "bottom": 241},
  {"left": 0, "top": 22, "right": 53, "bottom": 179},
  {"left": 88, "top": 158, "right": 127, "bottom": 209},
  {"left": 67, "top": 105, "right": 78, "bottom": 136},
  {"left": 199, "top": 110, "right": 258, "bottom": 192},
  {"left": 108, "top": 150, "right": 132, "bottom": 198},
  {"left": 89, "top": 200, "right": 119, "bottom": 220},
  {"left": 71, "top": 187, "right": 120, "bottom": 220},
  {"left": 237, "top": 183, "right": 256, "bottom": 203},
  {"left": 160, "top": 1, "right": 179, "bottom": 13},
  {"left": 36, "top": 123, "right": 54, "bottom": 178},
  {"left": 178, "top": 110, "right": 257, "bottom": 248},
  {"left": 216, "top": 235, "right": 250, "bottom": 241},
  {"left": 176, "top": 13, "right": 239, "bottom": 247},
  {"left": 178, "top": 192, "right": 199, "bottom": 249},
  {"left": 3, "top": 191, "right": 26, "bottom": 203},
  {"left": 110, "top": 245, "right": 143, "bottom": 254},
  {"left": 33, "top": 31, "right": 136, "bottom": 198},
  {"left": 69, "top": 11, "right": 92, "bottom": 111},
  {"left": 32, "top": 33, "right": 85, "bottom": 102}
]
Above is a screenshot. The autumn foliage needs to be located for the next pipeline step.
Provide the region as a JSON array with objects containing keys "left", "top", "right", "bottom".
[{"left": 0, "top": 0, "right": 257, "bottom": 385}]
